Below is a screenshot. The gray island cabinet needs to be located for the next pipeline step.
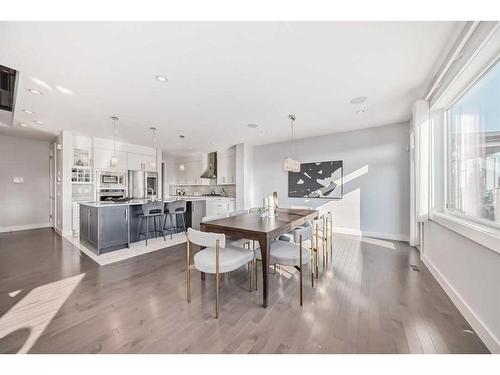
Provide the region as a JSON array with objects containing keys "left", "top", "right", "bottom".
[
  {"left": 79, "top": 198, "right": 206, "bottom": 255},
  {"left": 80, "top": 204, "right": 129, "bottom": 254}
]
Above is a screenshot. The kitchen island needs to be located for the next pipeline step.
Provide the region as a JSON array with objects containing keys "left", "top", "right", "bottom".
[{"left": 79, "top": 198, "right": 206, "bottom": 255}]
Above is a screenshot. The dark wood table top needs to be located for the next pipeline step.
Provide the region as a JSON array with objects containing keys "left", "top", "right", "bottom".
[{"left": 201, "top": 208, "right": 318, "bottom": 235}]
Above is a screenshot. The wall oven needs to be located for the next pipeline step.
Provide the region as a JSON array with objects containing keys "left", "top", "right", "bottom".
[{"left": 97, "top": 171, "right": 126, "bottom": 188}]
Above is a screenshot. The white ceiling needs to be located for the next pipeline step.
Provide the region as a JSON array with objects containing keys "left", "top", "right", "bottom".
[{"left": 0, "top": 22, "right": 462, "bottom": 153}]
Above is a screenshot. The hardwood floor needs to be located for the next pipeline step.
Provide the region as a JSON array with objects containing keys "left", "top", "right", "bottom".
[{"left": 0, "top": 228, "right": 489, "bottom": 353}]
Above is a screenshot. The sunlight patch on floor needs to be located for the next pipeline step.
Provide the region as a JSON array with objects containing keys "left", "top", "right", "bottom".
[
  {"left": 359, "top": 237, "right": 396, "bottom": 250},
  {"left": 0, "top": 273, "right": 85, "bottom": 353},
  {"left": 8, "top": 290, "right": 22, "bottom": 298}
]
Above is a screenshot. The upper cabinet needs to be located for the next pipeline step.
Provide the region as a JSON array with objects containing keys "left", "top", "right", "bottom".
[
  {"left": 175, "top": 159, "right": 203, "bottom": 185},
  {"left": 217, "top": 147, "right": 236, "bottom": 185},
  {"left": 94, "top": 147, "right": 128, "bottom": 171},
  {"left": 173, "top": 146, "right": 236, "bottom": 186},
  {"left": 128, "top": 153, "right": 156, "bottom": 172}
]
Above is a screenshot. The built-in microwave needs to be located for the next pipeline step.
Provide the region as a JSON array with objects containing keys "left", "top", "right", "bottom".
[{"left": 97, "top": 171, "right": 126, "bottom": 188}]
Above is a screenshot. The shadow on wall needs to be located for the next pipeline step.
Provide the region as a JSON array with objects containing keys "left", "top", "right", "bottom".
[{"left": 308, "top": 165, "right": 369, "bottom": 233}]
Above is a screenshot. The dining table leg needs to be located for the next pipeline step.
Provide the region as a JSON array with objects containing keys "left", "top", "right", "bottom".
[{"left": 258, "top": 237, "right": 270, "bottom": 308}]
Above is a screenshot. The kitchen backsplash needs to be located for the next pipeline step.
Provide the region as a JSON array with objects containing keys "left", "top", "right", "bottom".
[{"left": 169, "top": 184, "right": 236, "bottom": 197}]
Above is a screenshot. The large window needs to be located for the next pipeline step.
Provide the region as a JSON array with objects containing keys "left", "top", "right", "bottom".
[{"left": 447, "top": 60, "right": 500, "bottom": 225}]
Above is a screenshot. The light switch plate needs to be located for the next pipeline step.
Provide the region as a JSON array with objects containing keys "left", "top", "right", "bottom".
[{"left": 13, "top": 177, "right": 24, "bottom": 184}]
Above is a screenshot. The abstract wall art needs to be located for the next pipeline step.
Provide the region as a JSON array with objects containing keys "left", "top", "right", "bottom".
[{"left": 288, "top": 160, "right": 343, "bottom": 199}]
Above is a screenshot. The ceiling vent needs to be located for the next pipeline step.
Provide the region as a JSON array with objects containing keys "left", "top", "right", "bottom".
[
  {"left": 0, "top": 65, "right": 18, "bottom": 127},
  {"left": 201, "top": 152, "right": 217, "bottom": 179}
]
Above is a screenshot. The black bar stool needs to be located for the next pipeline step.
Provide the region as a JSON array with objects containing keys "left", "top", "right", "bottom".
[
  {"left": 164, "top": 200, "right": 187, "bottom": 238},
  {"left": 137, "top": 201, "right": 166, "bottom": 245}
]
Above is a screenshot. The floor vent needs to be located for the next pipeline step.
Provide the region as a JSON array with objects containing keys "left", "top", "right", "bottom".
[{"left": 410, "top": 264, "right": 420, "bottom": 272}]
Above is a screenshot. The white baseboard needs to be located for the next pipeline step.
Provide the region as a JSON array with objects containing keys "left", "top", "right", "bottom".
[
  {"left": 422, "top": 254, "right": 500, "bottom": 354},
  {"left": 54, "top": 227, "right": 72, "bottom": 237},
  {"left": 0, "top": 223, "right": 50, "bottom": 233},
  {"left": 333, "top": 226, "right": 409, "bottom": 242}
]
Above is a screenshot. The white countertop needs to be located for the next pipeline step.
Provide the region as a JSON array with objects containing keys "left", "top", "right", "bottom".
[
  {"left": 169, "top": 195, "right": 235, "bottom": 201},
  {"left": 78, "top": 195, "right": 235, "bottom": 208},
  {"left": 79, "top": 197, "right": 206, "bottom": 208}
]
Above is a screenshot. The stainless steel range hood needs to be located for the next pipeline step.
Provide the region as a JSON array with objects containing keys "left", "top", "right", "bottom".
[{"left": 201, "top": 152, "right": 217, "bottom": 179}]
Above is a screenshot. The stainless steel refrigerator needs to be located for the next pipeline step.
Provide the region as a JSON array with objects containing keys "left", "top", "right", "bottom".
[{"left": 128, "top": 170, "right": 158, "bottom": 199}]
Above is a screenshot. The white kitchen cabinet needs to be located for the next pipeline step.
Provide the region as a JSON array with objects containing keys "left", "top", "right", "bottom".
[
  {"left": 143, "top": 155, "right": 157, "bottom": 172},
  {"left": 72, "top": 202, "right": 80, "bottom": 236},
  {"left": 205, "top": 198, "right": 236, "bottom": 216},
  {"left": 175, "top": 159, "right": 204, "bottom": 185},
  {"left": 94, "top": 147, "right": 127, "bottom": 170},
  {"left": 217, "top": 147, "right": 236, "bottom": 185},
  {"left": 127, "top": 152, "right": 156, "bottom": 172}
]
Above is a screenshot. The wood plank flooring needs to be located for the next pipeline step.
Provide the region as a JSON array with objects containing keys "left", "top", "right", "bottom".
[{"left": 0, "top": 228, "right": 489, "bottom": 353}]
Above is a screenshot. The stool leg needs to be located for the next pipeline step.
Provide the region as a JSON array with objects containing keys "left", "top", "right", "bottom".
[
  {"left": 145, "top": 216, "right": 149, "bottom": 246},
  {"left": 154, "top": 216, "right": 158, "bottom": 239},
  {"left": 161, "top": 215, "right": 166, "bottom": 241},
  {"left": 172, "top": 214, "right": 178, "bottom": 234},
  {"left": 181, "top": 212, "right": 187, "bottom": 233},
  {"left": 136, "top": 217, "right": 142, "bottom": 242}
]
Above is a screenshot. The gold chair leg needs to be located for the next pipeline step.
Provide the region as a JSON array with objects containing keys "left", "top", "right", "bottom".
[
  {"left": 330, "top": 215, "right": 333, "bottom": 261},
  {"left": 186, "top": 240, "right": 191, "bottom": 302},
  {"left": 253, "top": 241, "right": 258, "bottom": 290},
  {"left": 316, "top": 248, "right": 319, "bottom": 279},
  {"left": 254, "top": 259, "right": 258, "bottom": 290},
  {"left": 248, "top": 261, "right": 252, "bottom": 292},
  {"left": 215, "top": 239, "right": 220, "bottom": 319},
  {"left": 299, "top": 234, "right": 303, "bottom": 306},
  {"left": 311, "top": 249, "right": 314, "bottom": 287}
]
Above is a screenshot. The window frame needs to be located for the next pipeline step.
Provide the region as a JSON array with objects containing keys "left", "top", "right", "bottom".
[{"left": 431, "top": 55, "right": 500, "bottom": 255}]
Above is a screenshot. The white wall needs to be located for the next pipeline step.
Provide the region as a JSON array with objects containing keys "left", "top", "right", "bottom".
[
  {"left": 0, "top": 135, "right": 50, "bottom": 232},
  {"left": 422, "top": 221, "right": 500, "bottom": 353},
  {"left": 236, "top": 143, "right": 254, "bottom": 210},
  {"left": 253, "top": 122, "right": 410, "bottom": 241}
]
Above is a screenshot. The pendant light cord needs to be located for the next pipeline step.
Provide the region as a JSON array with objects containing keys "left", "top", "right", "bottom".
[{"left": 113, "top": 119, "right": 117, "bottom": 158}]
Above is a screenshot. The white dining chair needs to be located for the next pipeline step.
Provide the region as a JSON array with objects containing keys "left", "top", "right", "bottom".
[
  {"left": 186, "top": 228, "right": 255, "bottom": 318},
  {"left": 270, "top": 225, "right": 316, "bottom": 305}
]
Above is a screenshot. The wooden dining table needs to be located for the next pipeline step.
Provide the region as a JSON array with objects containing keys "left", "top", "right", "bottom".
[{"left": 200, "top": 208, "right": 319, "bottom": 307}]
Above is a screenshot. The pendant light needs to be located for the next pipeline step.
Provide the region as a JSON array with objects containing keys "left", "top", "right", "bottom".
[
  {"left": 283, "top": 114, "right": 301, "bottom": 172},
  {"left": 110, "top": 116, "right": 119, "bottom": 168},
  {"left": 149, "top": 127, "right": 157, "bottom": 170}
]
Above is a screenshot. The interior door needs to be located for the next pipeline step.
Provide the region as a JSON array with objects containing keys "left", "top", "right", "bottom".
[{"left": 49, "top": 144, "right": 56, "bottom": 228}]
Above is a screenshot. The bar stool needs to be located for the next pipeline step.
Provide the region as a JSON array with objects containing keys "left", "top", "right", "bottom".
[
  {"left": 137, "top": 201, "right": 166, "bottom": 245},
  {"left": 164, "top": 200, "right": 187, "bottom": 238}
]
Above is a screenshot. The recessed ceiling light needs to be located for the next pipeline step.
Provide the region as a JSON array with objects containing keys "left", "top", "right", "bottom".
[
  {"left": 211, "top": 141, "right": 216, "bottom": 145},
  {"left": 33, "top": 120, "right": 43, "bottom": 125},
  {"left": 247, "top": 123, "right": 258, "bottom": 129},
  {"left": 355, "top": 109, "right": 366, "bottom": 114},
  {"left": 22, "top": 109, "right": 35, "bottom": 115},
  {"left": 27, "top": 88, "right": 43, "bottom": 95},
  {"left": 155, "top": 75, "right": 168, "bottom": 82},
  {"left": 350, "top": 96, "right": 367, "bottom": 105}
]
